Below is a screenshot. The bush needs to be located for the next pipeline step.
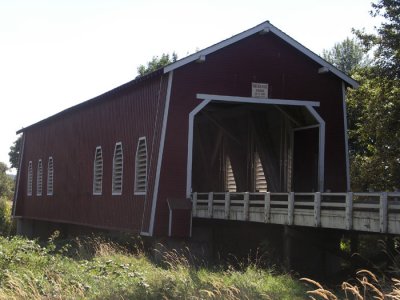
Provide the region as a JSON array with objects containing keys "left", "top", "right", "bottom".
[{"left": 0, "top": 197, "right": 15, "bottom": 236}]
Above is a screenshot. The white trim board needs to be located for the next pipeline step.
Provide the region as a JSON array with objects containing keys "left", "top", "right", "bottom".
[
  {"left": 197, "top": 94, "right": 320, "bottom": 107},
  {"left": 305, "top": 106, "right": 325, "bottom": 192},
  {"left": 146, "top": 71, "right": 174, "bottom": 237},
  {"left": 164, "top": 21, "right": 358, "bottom": 88},
  {"left": 186, "top": 96, "right": 326, "bottom": 198},
  {"left": 186, "top": 99, "right": 211, "bottom": 198},
  {"left": 342, "top": 82, "right": 351, "bottom": 192},
  {"left": 12, "top": 133, "right": 25, "bottom": 217}
]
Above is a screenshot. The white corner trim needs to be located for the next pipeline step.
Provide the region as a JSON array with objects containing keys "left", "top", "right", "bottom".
[
  {"left": 306, "top": 106, "right": 325, "bottom": 192},
  {"left": 342, "top": 82, "right": 351, "bottom": 192},
  {"left": 140, "top": 231, "right": 151, "bottom": 236},
  {"left": 12, "top": 133, "right": 25, "bottom": 216},
  {"left": 197, "top": 94, "right": 320, "bottom": 107},
  {"left": 163, "top": 21, "right": 358, "bottom": 88},
  {"left": 186, "top": 99, "right": 212, "bottom": 198},
  {"left": 148, "top": 71, "right": 174, "bottom": 236}
]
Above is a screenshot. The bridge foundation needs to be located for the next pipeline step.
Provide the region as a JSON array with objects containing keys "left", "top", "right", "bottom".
[{"left": 283, "top": 226, "right": 343, "bottom": 278}]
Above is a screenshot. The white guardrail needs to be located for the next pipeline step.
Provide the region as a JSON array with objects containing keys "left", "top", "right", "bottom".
[{"left": 191, "top": 192, "right": 400, "bottom": 234}]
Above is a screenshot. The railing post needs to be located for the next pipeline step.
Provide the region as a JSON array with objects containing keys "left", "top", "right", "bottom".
[
  {"left": 264, "top": 192, "right": 271, "bottom": 223},
  {"left": 380, "top": 192, "right": 388, "bottom": 233},
  {"left": 314, "top": 192, "right": 321, "bottom": 227},
  {"left": 243, "top": 192, "right": 249, "bottom": 221},
  {"left": 288, "top": 192, "right": 294, "bottom": 225},
  {"left": 208, "top": 192, "right": 213, "bottom": 218},
  {"left": 345, "top": 192, "right": 353, "bottom": 230},
  {"left": 192, "top": 192, "right": 197, "bottom": 217},
  {"left": 224, "top": 192, "right": 231, "bottom": 219}
]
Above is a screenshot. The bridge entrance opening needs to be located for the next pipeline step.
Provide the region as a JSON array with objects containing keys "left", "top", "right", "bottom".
[{"left": 190, "top": 100, "right": 320, "bottom": 194}]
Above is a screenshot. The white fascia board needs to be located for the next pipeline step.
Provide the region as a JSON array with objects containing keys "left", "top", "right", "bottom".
[
  {"left": 267, "top": 25, "right": 359, "bottom": 88},
  {"left": 164, "top": 21, "right": 271, "bottom": 74},
  {"left": 197, "top": 94, "right": 320, "bottom": 107},
  {"left": 163, "top": 21, "right": 359, "bottom": 88}
]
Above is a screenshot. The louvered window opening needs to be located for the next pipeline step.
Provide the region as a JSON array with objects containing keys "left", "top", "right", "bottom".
[
  {"left": 225, "top": 156, "right": 237, "bottom": 192},
  {"left": 37, "top": 159, "right": 43, "bottom": 196},
  {"left": 93, "top": 147, "right": 103, "bottom": 195},
  {"left": 255, "top": 152, "right": 268, "bottom": 192},
  {"left": 135, "top": 138, "right": 147, "bottom": 194},
  {"left": 27, "top": 161, "right": 33, "bottom": 196},
  {"left": 47, "top": 157, "right": 54, "bottom": 196},
  {"left": 112, "top": 143, "right": 123, "bottom": 195}
]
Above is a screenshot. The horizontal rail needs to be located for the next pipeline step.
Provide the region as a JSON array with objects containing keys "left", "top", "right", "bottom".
[{"left": 191, "top": 191, "right": 400, "bottom": 234}]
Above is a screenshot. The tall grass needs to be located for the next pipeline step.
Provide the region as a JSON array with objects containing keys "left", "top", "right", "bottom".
[
  {"left": 0, "top": 235, "right": 306, "bottom": 299},
  {"left": 302, "top": 238, "right": 400, "bottom": 299}
]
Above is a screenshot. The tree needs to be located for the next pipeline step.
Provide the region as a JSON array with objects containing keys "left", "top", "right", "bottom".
[
  {"left": 347, "top": 69, "right": 400, "bottom": 191},
  {"left": 137, "top": 52, "right": 178, "bottom": 77},
  {"left": 0, "top": 162, "right": 13, "bottom": 200},
  {"left": 9, "top": 135, "right": 22, "bottom": 170},
  {"left": 345, "top": 0, "right": 400, "bottom": 191},
  {"left": 322, "top": 38, "right": 368, "bottom": 74},
  {"left": 353, "top": 0, "right": 400, "bottom": 78}
]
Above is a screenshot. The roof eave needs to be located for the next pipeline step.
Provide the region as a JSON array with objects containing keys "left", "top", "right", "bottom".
[
  {"left": 16, "top": 69, "right": 164, "bottom": 134},
  {"left": 163, "top": 21, "right": 359, "bottom": 89}
]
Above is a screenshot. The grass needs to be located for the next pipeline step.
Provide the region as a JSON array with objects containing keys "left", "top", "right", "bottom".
[
  {"left": 1, "top": 198, "right": 398, "bottom": 299},
  {"left": 0, "top": 235, "right": 306, "bottom": 299}
]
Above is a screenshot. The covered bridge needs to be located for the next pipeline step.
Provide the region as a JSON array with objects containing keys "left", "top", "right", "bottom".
[{"left": 14, "top": 21, "right": 381, "bottom": 242}]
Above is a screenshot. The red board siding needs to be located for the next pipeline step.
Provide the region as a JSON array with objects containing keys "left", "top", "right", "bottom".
[
  {"left": 16, "top": 30, "right": 349, "bottom": 238},
  {"left": 154, "top": 32, "right": 347, "bottom": 236},
  {"left": 15, "top": 74, "right": 169, "bottom": 233}
]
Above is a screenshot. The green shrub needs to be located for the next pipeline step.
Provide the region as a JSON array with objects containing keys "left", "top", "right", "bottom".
[{"left": 0, "top": 197, "right": 15, "bottom": 236}]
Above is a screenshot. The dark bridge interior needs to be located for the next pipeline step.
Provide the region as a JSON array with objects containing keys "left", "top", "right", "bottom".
[{"left": 192, "top": 102, "right": 319, "bottom": 193}]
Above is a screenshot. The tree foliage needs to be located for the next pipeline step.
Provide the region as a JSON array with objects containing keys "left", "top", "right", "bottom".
[
  {"left": 137, "top": 52, "right": 178, "bottom": 77},
  {"left": 353, "top": 0, "right": 400, "bottom": 78},
  {"left": 348, "top": 70, "right": 400, "bottom": 191},
  {"left": 0, "top": 162, "right": 13, "bottom": 200},
  {"left": 344, "top": 0, "right": 400, "bottom": 191},
  {"left": 8, "top": 135, "right": 22, "bottom": 170},
  {"left": 322, "top": 38, "right": 368, "bottom": 74}
]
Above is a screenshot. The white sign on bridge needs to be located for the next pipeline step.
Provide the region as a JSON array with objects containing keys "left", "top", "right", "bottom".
[{"left": 252, "top": 82, "right": 268, "bottom": 98}]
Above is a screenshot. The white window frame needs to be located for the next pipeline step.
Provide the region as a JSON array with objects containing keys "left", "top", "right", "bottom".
[
  {"left": 93, "top": 146, "right": 103, "bottom": 195},
  {"left": 134, "top": 137, "right": 147, "bottom": 195},
  {"left": 36, "top": 159, "right": 43, "bottom": 196},
  {"left": 27, "top": 161, "right": 33, "bottom": 196},
  {"left": 47, "top": 156, "right": 54, "bottom": 196},
  {"left": 112, "top": 142, "right": 123, "bottom": 195}
]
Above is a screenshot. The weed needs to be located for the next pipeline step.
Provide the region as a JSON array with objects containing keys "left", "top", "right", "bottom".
[{"left": 0, "top": 236, "right": 306, "bottom": 299}]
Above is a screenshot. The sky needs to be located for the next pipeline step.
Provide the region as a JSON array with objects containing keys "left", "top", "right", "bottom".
[{"left": 0, "top": 0, "right": 381, "bottom": 174}]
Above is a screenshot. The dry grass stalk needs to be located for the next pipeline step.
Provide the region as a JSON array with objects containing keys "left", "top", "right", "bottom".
[
  {"left": 300, "top": 278, "right": 324, "bottom": 290},
  {"left": 356, "top": 269, "right": 379, "bottom": 283},
  {"left": 301, "top": 278, "right": 337, "bottom": 300}
]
